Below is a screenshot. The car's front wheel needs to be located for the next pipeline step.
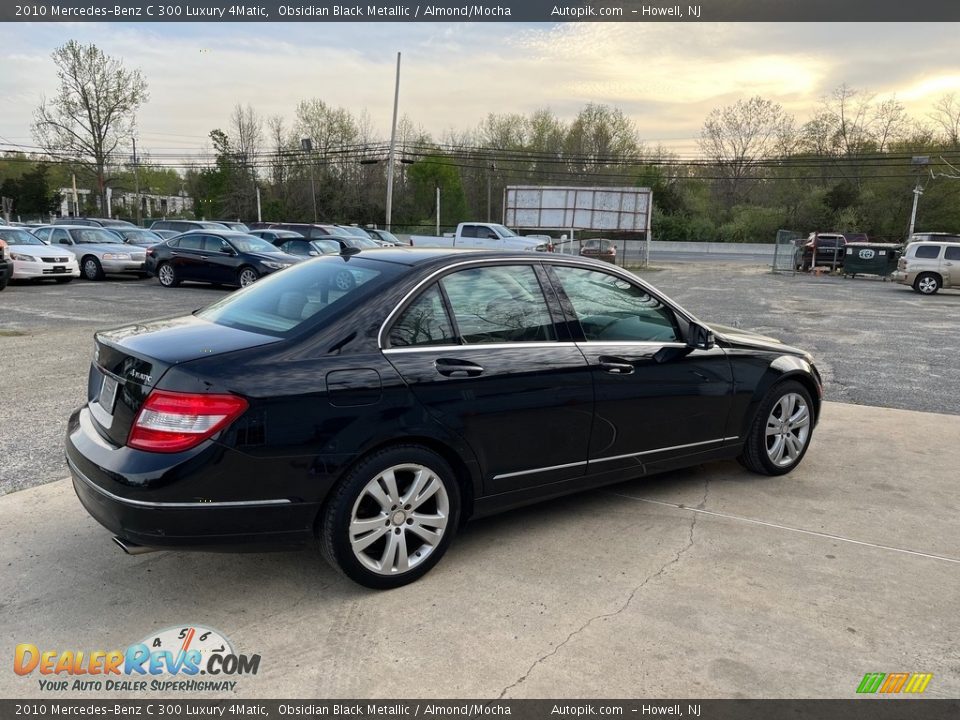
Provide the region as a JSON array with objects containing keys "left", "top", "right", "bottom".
[
  {"left": 739, "top": 380, "right": 814, "bottom": 476},
  {"left": 82, "top": 256, "right": 104, "bottom": 281},
  {"left": 320, "top": 445, "right": 461, "bottom": 589},
  {"left": 238, "top": 266, "right": 259, "bottom": 288}
]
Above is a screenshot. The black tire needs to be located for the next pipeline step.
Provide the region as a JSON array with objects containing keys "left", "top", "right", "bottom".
[
  {"left": 320, "top": 445, "right": 461, "bottom": 589},
  {"left": 738, "top": 380, "right": 815, "bottom": 476},
  {"left": 81, "top": 256, "right": 104, "bottom": 281},
  {"left": 54, "top": 277, "right": 73, "bottom": 284},
  {"left": 156, "top": 262, "right": 180, "bottom": 288},
  {"left": 913, "top": 272, "right": 941, "bottom": 295},
  {"left": 238, "top": 266, "right": 259, "bottom": 288}
]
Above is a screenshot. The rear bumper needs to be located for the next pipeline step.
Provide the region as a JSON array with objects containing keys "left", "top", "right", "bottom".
[
  {"left": 66, "top": 406, "right": 323, "bottom": 550},
  {"left": 891, "top": 270, "right": 913, "bottom": 284}
]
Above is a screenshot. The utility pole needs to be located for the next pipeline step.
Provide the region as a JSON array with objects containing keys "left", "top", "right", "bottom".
[
  {"left": 301, "top": 138, "right": 318, "bottom": 223},
  {"left": 486, "top": 162, "right": 496, "bottom": 222},
  {"left": 436, "top": 185, "right": 440, "bottom": 236},
  {"left": 132, "top": 137, "right": 142, "bottom": 226},
  {"left": 255, "top": 185, "right": 262, "bottom": 222},
  {"left": 71, "top": 174, "right": 79, "bottom": 217},
  {"left": 908, "top": 156, "right": 930, "bottom": 239},
  {"left": 385, "top": 51, "right": 401, "bottom": 232}
]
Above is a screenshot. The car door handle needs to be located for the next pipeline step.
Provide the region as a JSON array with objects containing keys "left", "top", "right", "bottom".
[
  {"left": 434, "top": 358, "right": 484, "bottom": 377},
  {"left": 598, "top": 356, "right": 635, "bottom": 375}
]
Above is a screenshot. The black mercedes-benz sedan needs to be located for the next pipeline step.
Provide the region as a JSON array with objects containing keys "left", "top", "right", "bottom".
[
  {"left": 66, "top": 249, "right": 822, "bottom": 588},
  {"left": 145, "top": 230, "right": 301, "bottom": 288}
]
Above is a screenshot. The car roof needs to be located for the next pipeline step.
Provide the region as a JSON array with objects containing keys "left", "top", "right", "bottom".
[{"left": 346, "top": 247, "right": 626, "bottom": 269}]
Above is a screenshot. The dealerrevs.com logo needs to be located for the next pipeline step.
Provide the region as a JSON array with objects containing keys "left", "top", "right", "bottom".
[{"left": 14, "top": 625, "right": 261, "bottom": 692}]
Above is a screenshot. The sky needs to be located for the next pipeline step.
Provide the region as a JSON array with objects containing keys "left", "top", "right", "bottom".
[{"left": 2, "top": 22, "right": 960, "bottom": 160}]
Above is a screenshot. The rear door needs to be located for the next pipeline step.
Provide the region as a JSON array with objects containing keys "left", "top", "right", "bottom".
[
  {"left": 383, "top": 262, "right": 594, "bottom": 494},
  {"left": 170, "top": 234, "right": 208, "bottom": 282},
  {"left": 548, "top": 264, "right": 733, "bottom": 474}
]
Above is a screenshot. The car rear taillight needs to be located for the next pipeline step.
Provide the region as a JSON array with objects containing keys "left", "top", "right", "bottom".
[{"left": 128, "top": 390, "right": 249, "bottom": 453}]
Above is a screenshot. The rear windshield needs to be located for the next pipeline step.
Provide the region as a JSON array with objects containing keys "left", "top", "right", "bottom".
[{"left": 197, "top": 256, "right": 404, "bottom": 336}]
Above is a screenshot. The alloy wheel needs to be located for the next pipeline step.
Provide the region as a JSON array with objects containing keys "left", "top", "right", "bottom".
[
  {"left": 765, "top": 392, "right": 811, "bottom": 467},
  {"left": 239, "top": 268, "right": 258, "bottom": 287},
  {"left": 158, "top": 264, "right": 175, "bottom": 286},
  {"left": 917, "top": 276, "right": 939, "bottom": 294},
  {"left": 348, "top": 463, "right": 450, "bottom": 576}
]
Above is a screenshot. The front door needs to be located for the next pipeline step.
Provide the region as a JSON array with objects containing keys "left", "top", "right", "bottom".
[{"left": 548, "top": 264, "right": 733, "bottom": 475}]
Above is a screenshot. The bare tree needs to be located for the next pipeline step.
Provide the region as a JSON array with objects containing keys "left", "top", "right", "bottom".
[
  {"left": 930, "top": 93, "right": 960, "bottom": 149},
  {"left": 33, "top": 41, "right": 148, "bottom": 216},
  {"left": 698, "top": 96, "right": 793, "bottom": 209}
]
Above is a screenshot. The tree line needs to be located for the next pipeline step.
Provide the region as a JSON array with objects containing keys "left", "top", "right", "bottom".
[{"left": 3, "top": 40, "right": 960, "bottom": 241}]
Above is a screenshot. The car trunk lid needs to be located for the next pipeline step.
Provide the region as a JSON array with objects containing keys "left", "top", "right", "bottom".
[{"left": 87, "top": 315, "right": 281, "bottom": 447}]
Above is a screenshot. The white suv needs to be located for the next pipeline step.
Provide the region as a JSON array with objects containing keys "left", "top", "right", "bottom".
[{"left": 892, "top": 241, "right": 960, "bottom": 295}]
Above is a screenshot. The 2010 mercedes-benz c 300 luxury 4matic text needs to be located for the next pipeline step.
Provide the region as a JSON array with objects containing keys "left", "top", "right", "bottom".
[{"left": 67, "top": 248, "right": 822, "bottom": 588}]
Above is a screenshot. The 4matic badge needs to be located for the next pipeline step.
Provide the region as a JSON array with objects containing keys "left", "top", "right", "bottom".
[{"left": 14, "top": 625, "right": 261, "bottom": 692}]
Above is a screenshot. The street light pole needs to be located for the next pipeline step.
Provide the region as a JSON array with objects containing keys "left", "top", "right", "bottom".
[
  {"left": 385, "top": 52, "right": 401, "bottom": 232},
  {"left": 132, "top": 137, "right": 141, "bottom": 226}
]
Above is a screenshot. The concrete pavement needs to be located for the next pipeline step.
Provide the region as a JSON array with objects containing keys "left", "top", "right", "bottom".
[{"left": 1, "top": 401, "right": 957, "bottom": 699}]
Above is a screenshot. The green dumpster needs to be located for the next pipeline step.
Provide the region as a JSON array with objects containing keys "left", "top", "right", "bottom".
[{"left": 842, "top": 243, "right": 902, "bottom": 279}]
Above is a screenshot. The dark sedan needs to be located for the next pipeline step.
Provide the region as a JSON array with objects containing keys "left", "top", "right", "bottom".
[
  {"left": 145, "top": 230, "right": 301, "bottom": 288},
  {"left": 66, "top": 249, "right": 822, "bottom": 589}
]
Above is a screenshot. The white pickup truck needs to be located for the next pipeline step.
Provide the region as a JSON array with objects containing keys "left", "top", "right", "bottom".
[{"left": 409, "top": 223, "right": 551, "bottom": 251}]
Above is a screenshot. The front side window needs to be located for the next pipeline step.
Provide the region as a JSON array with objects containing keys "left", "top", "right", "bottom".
[
  {"left": 553, "top": 266, "right": 678, "bottom": 343},
  {"left": 440, "top": 265, "right": 555, "bottom": 344},
  {"left": 388, "top": 284, "right": 456, "bottom": 347}
]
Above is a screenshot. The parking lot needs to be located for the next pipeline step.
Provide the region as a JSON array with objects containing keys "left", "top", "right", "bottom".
[{"left": 1, "top": 261, "right": 958, "bottom": 699}]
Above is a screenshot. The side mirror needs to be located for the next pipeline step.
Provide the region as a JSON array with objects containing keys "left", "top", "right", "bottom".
[
  {"left": 687, "top": 322, "right": 715, "bottom": 351},
  {"left": 221, "top": 247, "right": 235, "bottom": 255},
  {"left": 308, "top": 251, "right": 319, "bottom": 256}
]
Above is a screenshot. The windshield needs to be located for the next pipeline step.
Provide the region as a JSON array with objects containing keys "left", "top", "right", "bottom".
[
  {"left": 71, "top": 228, "right": 123, "bottom": 244},
  {"left": 121, "top": 229, "right": 162, "bottom": 241},
  {"left": 197, "top": 256, "right": 403, "bottom": 336},
  {"left": 311, "top": 240, "right": 340, "bottom": 254},
  {"left": 338, "top": 226, "right": 370, "bottom": 238},
  {"left": 0, "top": 228, "right": 45, "bottom": 246},
  {"left": 489, "top": 224, "right": 517, "bottom": 238},
  {"left": 228, "top": 234, "right": 286, "bottom": 254},
  {"left": 376, "top": 230, "right": 401, "bottom": 244}
]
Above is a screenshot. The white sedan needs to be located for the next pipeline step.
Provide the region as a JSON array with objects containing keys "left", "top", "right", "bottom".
[{"left": 0, "top": 226, "right": 80, "bottom": 282}]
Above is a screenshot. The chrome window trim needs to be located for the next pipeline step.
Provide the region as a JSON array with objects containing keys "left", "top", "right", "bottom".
[
  {"left": 68, "top": 457, "right": 292, "bottom": 509},
  {"left": 384, "top": 341, "right": 579, "bottom": 355},
  {"left": 377, "top": 255, "right": 702, "bottom": 350}
]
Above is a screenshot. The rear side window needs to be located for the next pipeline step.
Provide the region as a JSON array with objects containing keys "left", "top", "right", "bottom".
[
  {"left": 945, "top": 246, "right": 960, "bottom": 260},
  {"left": 388, "top": 285, "right": 456, "bottom": 347},
  {"left": 179, "top": 236, "right": 203, "bottom": 250},
  {"left": 914, "top": 245, "right": 941, "bottom": 259}
]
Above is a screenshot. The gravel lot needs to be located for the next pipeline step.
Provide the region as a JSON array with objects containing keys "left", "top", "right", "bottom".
[{"left": 1, "top": 263, "right": 957, "bottom": 496}]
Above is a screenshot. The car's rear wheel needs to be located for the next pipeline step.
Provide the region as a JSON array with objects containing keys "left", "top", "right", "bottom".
[
  {"left": 320, "top": 445, "right": 461, "bottom": 589},
  {"left": 157, "top": 262, "right": 179, "bottom": 288},
  {"left": 82, "top": 256, "right": 104, "bottom": 281},
  {"left": 739, "top": 380, "right": 814, "bottom": 476},
  {"left": 914, "top": 273, "right": 940, "bottom": 295},
  {"left": 238, "top": 266, "right": 259, "bottom": 288}
]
